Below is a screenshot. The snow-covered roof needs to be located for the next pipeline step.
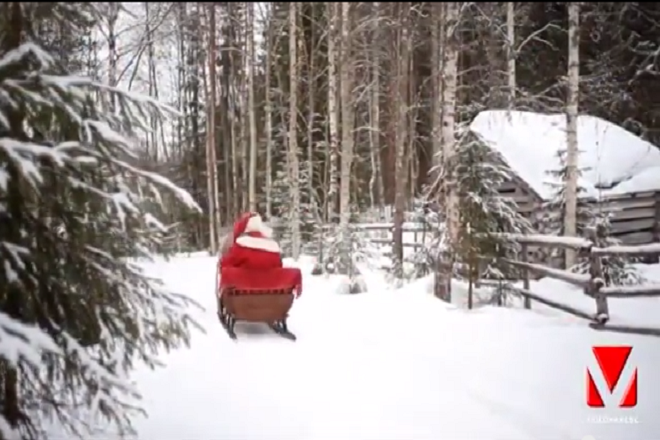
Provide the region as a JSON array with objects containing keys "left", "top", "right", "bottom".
[{"left": 469, "top": 110, "right": 660, "bottom": 200}]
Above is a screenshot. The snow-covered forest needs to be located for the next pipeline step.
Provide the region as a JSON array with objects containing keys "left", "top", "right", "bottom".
[
  {"left": 75, "top": 2, "right": 660, "bottom": 260},
  {"left": 1, "top": 2, "right": 660, "bottom": 439}
]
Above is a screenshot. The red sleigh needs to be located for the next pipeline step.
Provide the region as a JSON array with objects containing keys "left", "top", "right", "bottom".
[{"left": 216, "top": 265, "right": 302, "bottom": 341}]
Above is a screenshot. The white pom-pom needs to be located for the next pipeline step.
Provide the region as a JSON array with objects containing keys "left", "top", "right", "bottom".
[{"left": 245, "top": 214, "right": 273, "bottom": 238}]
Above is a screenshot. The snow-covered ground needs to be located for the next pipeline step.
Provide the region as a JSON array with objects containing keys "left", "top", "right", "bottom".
[
  {"left": 471, "top": 110, "right": 660, "bottom": 199},
  {"left": 109, "top": 254, "right": 660, "bottom": 440}
]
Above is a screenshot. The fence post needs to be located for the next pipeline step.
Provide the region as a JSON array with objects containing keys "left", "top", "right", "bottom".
[
  {"left": 587, "top": 228, "right": 609, "bottom": 323},
  {"left": 434, "top": 252, "right": 453, "bottom": 302},
  {"left": 521, "top": 243, "right": 531, "bottom": 309}
]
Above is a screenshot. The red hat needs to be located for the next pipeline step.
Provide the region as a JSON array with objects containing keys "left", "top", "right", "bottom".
[
  {"left": 232, "top": 212, "right": 256, "bottom": 239},
  {"left": 233, "top": 212, "right": 272, "bottom": 239}
]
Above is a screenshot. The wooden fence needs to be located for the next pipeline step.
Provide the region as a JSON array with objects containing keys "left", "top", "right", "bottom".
[
  {"left": 354, "top": 222, "right": 428, "bottom": 250},
  {"left": 351, "top": 221, "right": 660, "bottom": 337},
  {"left": 479, "top": 230, "right": 660, "bottom": 337}
]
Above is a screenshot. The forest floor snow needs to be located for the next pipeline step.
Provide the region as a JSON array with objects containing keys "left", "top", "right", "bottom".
[{"left": 83, "top": 254, "right": 660, "bottom": 440}]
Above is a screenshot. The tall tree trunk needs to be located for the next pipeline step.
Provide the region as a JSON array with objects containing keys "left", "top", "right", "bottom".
[
  {"left": 565, "top": 2, "right": 580, "bottom": 268},
  {"left": 239, "top": 5, "right": 248, "bottom": 213},
  {"left": 368, "top": 2, "right": 382, "bottom": 208},
  {"left": 247, "top": 2, "right": 257, "bottom": 212},
  {"left": 265, "top": 11, "right": 274, "bottom": 219},
  {"left": 339, "top": 1, "right": 355, "bottom": 267},
  {"left": 206, "top": 3, "right": 218, "bottom": 253},
  {"left": 392, "top": 3, "right": 411, "bottom": 279},
  {"left": 437, "top": 2, "right": 460, "bottom": 302},
  {"left": 228, "top": 6, "right": 240, "bottom": 219},
  {"left": 326, "top": 2, "right": 339, "bottom": 222},
  {"left": 210, "top": 7, "right": 221, "bottom": 232},
  {"left": 288, "top": 1, "right": 302, "bottom": 258},
  {"left": 506, "top": 2, "right": 516, "bottom": 108},
  {"left": 307, "top": 5, "right": 316, "bottom": 223},
  {"left": 430, "top": 3, "right": 442, "bottom": 172}
]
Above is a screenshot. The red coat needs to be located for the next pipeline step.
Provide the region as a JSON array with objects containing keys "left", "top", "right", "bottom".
[
  {"left": 220, "top": 231, "right": 283, "bottom": 271},
  {"left": 218, "top": 229, "right": 301, "bottom": 297}
]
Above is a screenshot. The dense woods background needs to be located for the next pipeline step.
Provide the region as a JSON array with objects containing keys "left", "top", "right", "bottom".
[
  {"left": 1, "top": 2, "right": 660, "bottom": 438},
  {"left": 92, "top": 2, "right": 660, "bottom": 258}
]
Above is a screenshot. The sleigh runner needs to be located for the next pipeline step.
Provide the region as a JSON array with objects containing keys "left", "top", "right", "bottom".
[{"left": 216, "top": 266, "right": 302, "bottom": 341}]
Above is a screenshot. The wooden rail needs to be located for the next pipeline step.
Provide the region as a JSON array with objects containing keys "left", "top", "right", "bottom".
[
  {"left": 491, "top": 230, "right": 660, "bottom": 337},
  {"left": 273, "top": 219, "right": 660, "bottom": 337}
]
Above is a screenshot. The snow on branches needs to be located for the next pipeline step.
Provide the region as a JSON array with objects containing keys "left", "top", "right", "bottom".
[
  {"left": 449, "top": 134, "right": 533, "bottom": 282},
  {"left": 0, "top": 40, "right": 201, "bottom": 439}
]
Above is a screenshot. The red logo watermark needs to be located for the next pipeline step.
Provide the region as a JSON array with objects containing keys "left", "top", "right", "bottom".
[{"left": 586, "top": 346, "right": 638, "bottom": 408}]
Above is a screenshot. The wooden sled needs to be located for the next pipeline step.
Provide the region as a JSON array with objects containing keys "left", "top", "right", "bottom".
[{"left": 216, "top": 266, "right": 302, "bottom": 341}]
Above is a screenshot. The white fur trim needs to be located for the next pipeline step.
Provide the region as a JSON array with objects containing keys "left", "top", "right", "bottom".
[
  {"left": 236, "top": 235, "right": 281, "bottom": 253},
  {"left": 244, "top": 215, "right": 273, "bottom": 238},
  {"left": 244, "top": 215, "right": 261, "bottom": 232}
]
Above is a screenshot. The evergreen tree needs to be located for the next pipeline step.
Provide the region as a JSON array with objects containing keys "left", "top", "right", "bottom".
[
  {"left": 541, "top": 149, "right": 594, "bottom": 268},
  {"left": 450, "top": 136, "right": 533, "bottom": 287},
  {"left": 0, "top": 5, "right": 200, "bottom": 439}
]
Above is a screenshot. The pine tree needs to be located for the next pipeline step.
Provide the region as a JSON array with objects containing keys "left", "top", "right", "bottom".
[
  {"left": 541, "top": 149, "right": 594, "bottom": 268},
  {"left": 0, "top": 5, "right": 201, "bottom": 438},
  {"left": 450, "top": 135, "right": 533, "bottom": 292}
]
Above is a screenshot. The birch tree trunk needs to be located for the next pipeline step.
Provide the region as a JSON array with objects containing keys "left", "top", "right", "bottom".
[
  {"left": 339, "top": 2, "right": 355, "bottom": 251},
  {"left": 288, "top": 2, "right": 302, "bottom": 258},
  {"left": 306, "top": 7, "right": 315, "bottom": 221},
  {"left": 206, "top": 3, "right": 218, "bottom": 253},
  {"left": 430, "top": 2, "right": 442, "bottom": 170},
  {"left": 265, "top": 12, "right": 274, "bottom": 219},
  {"left": 326, "top": 2, "right": 339, "bottom": 223},
  {"left": 437, "top": 2, "right": 460, "bottom": 302},
  {"left": 239, "top": 8, "right": 249, "bottom": 213},
  {"left": 565, "top": 2, "right": 580, "bottom": 268},
  {"left": 246, "top": 2, "right": 257, "bottom": 212},
  {"left": 228, "top": 7, "right": 240, "bottom": 218},
  {"left": 506, "top": 2, "right": 516, "bottom": 108},
  {"left": 392, "top": 3, "right": 411, "bottom": 279},
  {"left": 368, "top": 2, "right": 382, "bottom": 208},
  {"left": 210, "top": 7, "right": 221, "bottom": 232}
]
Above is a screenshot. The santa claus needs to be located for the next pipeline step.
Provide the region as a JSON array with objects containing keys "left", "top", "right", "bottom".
[{"left": 220, "top": 212, "right": 283, "bottom": 270}]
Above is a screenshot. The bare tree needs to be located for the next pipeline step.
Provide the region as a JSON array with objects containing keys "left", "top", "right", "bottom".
[
  {"left": 206, "top": 2, "right": 219, "bottom": 252},
  {"left": 339, "top": 2, "right": 355, "bottom": 245},
  {"left": 430, "top": 3, "right": 443, "bottom": 170},
  {"left": 247, "top": 2, "right": 257, "bottom": 212},
  {"left": 326, "top": 2, "right": 339, "bottom": 222},
  {"left": 288, "top": 1, "right": 302, "bottom": 258},
  {"left": 392, "top": 3, "right": 412, "bottom": 278},
  {"left": 564, "top": 2, "right": 581, "bottom": 268},
  {"left": 368, "top": 2, "right": 383, "bottom": 208},
  {"left": 506, "top": 2, "right": 516, "bottom": 108},
  {"left": 437, "top": 2, "right": 460, "bottom": 301},
  {"left": 264, "top": 8, "right": 274, "bottom": 219}
]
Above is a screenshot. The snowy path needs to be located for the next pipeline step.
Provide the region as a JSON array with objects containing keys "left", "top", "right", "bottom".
[{"left": 132, "top": 255, "right": 660, "bottom": 440}]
